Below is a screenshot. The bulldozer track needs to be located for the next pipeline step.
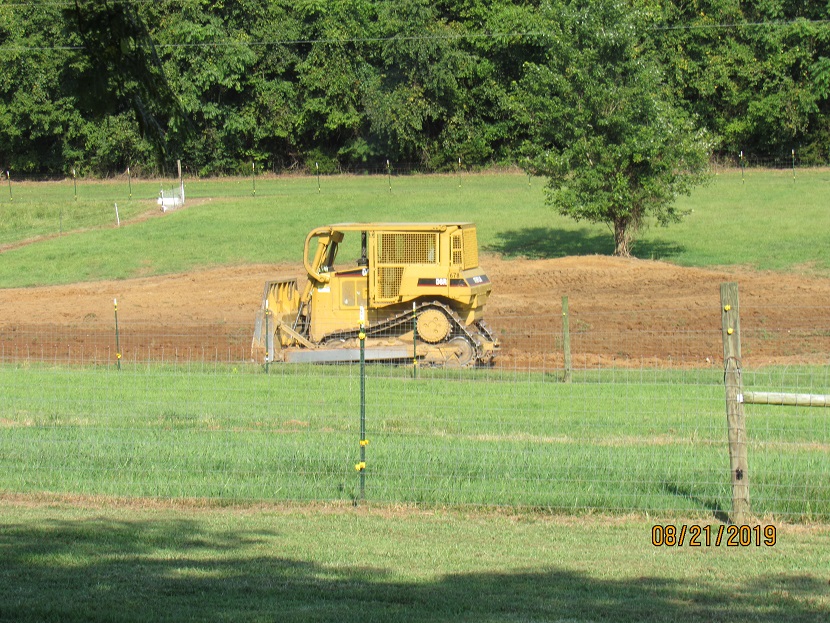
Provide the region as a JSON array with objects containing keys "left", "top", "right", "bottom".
[{"left": 318, "top": 300, "right": 495, "bottom": 364}]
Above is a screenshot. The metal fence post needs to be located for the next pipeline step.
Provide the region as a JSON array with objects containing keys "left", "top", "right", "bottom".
[
  {"left": 356, "top": 307, "right": 367, "bottom": 501},
  {"left": 412, "top": 302, "right": 418, "bottom": 379},
  {"left": 562, "top": 296, "right": 572, "bottom": 383},
  {"left": 264, "top": 300, "right": 270, "bottom": 374}
]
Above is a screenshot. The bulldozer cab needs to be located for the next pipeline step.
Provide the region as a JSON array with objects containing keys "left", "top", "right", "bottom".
[
  {"left": 303, "top": 224, "right": 458, "bottom": 309},
  {"left": 303, "top": 227, "right": 368, "bottom": 313}
]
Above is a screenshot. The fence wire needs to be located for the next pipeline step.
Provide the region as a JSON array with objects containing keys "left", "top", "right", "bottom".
[{"left": 1, "top": 306, "right": 828, "bottom": 520}]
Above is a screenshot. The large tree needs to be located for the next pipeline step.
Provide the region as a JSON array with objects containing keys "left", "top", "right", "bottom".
[
  {"left": 65, "top": 0, "right": 188, "bottom": 168},
  {"left": 517, "top": 0, "right": 712, "bottom": 257},
  {"left": 0, "top": 3, "right": 86, "bottom": 173}
]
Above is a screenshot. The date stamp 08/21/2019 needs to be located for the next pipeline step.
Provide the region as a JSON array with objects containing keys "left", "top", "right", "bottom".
[{"left": 651, "top": 524, "right": 777, "bottom": 547}]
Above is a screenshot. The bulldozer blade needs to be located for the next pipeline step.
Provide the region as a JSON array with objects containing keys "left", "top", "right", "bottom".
[{"left": 253, "top": 277, "right": 301, "bottom": 354}]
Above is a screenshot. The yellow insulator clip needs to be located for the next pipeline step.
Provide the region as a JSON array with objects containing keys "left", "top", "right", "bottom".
[
  {"left": 723, "top": 305, "right": 731, "bottom": 312},
  {"left": 354, "top": 462, "right": 366, "bottom": 472},
  {"left": 727, "top": 327, "right": 734, "bottom": 335},
  {"left": 116, "top": 353, "right": 122, "bottom": 359},
  {"left": 359, "top": 439, "right": 369, "bottom": 447}
]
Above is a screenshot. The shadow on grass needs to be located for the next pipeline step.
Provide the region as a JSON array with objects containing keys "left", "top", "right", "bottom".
[
  {"left": 485, "top": 227, "right": 685, "bottom": 261},
  {"left": 660, "top": 482, "right": 730, "bottom": 524},
  {"left": 0, "top": 517, "right": 826, "bottom": 622}
]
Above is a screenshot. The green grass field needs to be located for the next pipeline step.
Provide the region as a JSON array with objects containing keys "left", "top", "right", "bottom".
[
  {"left": 1, "top": 363, "right": 827, "bottom": 519},
  {"left": 0, "top": 168, "right": 828, "bottom": 287},
  {"left": 1, "top": 499, "right": 828, "bottom": 623}
]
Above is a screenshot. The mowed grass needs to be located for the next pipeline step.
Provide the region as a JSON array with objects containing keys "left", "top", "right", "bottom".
[
  {"left": 1, "top": 498, "right": 828, "bottom": 623},
  {"left": 0, "top": 168, "right": 828, "bottom": 287},
  {"left": 1, "top": 363, "right": 828, "bottom": 519},
  {"left": 667, "top": 167, "right": 830, "bottom": 270}
]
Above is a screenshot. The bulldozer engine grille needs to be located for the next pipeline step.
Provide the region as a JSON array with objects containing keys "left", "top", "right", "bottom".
[
  {"left": 463, "top": 228, "right": 479, "bottom": 269},
  {"left": 378, "top": 266, "right": 404, "bottom": 300},
  {"left": 378, "top": 233, "right": 437, "bottom": 264},
  {"left": 452, "top": 229, "right": 479, "bottom": 269}
]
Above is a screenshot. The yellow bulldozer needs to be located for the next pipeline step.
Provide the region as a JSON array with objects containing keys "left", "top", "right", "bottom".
[{"left": 252, "top": 223, "right": 499, "bottom": 366}]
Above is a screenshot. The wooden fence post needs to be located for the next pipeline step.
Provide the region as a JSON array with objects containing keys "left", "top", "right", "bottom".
[
  {"left": 720, "top": 282, "right": 750, "bottom": 524},
  {"left": 562, "top": 296, "right": 571, "bottom": 383}
]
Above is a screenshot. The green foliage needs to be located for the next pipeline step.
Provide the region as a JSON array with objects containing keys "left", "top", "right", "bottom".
[
  {"left": 0, "top": 4, "right": 85, "bottom": 173},
  {"left": 83, "top": 114, "right": 155, "bottom": 173},
  {"left": 653, "top": 0, "right": 830, "bottom": 161},
  {"left": 64, "top": 1, "right": 187, "bottom": 165},
  {"left": 517, "top": 0, "right": 712, "bottom": 256},
  {"left": 0, "top": 1, "right": 828, "bottom": 175}
]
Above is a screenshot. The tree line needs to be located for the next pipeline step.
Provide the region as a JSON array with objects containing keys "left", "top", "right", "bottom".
[{"left": 1, "top": 0, "right": 828, "bottom": 177}]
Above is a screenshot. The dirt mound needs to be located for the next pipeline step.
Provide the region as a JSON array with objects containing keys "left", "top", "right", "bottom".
[{"left": 1, "top": 256, "right": 829, "bottom": 366}]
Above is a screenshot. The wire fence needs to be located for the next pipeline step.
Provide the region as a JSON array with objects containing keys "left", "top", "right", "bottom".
[
  {"left": 4, "top": 150, "right": 829, "bottom": 183},
  {"left": 1, "top": 301, "right": 828, "bottom": 521}
]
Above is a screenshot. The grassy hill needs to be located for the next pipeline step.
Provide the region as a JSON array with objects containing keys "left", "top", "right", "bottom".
[{"left": 0, "top": 168, "right": 827, "bottom": 288}]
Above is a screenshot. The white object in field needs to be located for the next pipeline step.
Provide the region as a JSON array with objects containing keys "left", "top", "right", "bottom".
[{"left": 158, "top": 177, "right": 185, "bottom": 212}]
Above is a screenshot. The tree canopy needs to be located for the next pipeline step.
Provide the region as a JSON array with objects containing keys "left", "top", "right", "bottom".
[
  {"left": 0, "top": 0, "right": 827, "bottom": 176},
  {"left": 517, "top": 0, "right": 712, "bottom": 256}
]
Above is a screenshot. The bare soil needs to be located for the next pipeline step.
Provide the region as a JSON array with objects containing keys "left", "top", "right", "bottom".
[{"left": 1, "top": 256, "right": 829, "bottom": 367}]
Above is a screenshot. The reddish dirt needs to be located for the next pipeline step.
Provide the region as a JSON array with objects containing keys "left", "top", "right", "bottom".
[{"left": 1, "top": 255, "right": 829, "bottom": 367}]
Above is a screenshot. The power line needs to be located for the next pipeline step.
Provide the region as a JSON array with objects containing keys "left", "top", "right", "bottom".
[
  {"left": 652, "top": 19, "right": 830, "bottom": 31},
  {"left": 0, "top": 15, "right": 827, "bottom": 52},
  {"left": 2, "top": 31, "right": 556, "bottom": 52},
  {"left": 4, "top": 1, "right": 160, "bottom": 6},
  {"left": 5, "top": 0, "right": 830, "bottom": 24}
]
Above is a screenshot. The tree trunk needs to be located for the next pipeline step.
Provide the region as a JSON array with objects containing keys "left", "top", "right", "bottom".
[{"left": 613, "top": 219, "right": 631, "bottom": 257}]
